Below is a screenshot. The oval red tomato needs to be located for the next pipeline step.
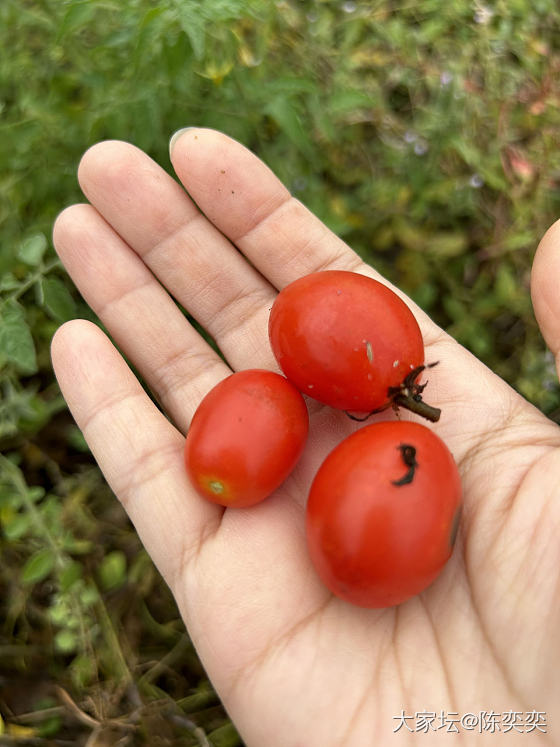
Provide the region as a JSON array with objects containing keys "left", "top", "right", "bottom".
[
  {"left": 306, "top": 421, "right": 462, "bottom": 608},
  {"left": 269, "top": 270, "right": 429, "bottom": 414},
  {"left": 185, "top": 369, "right": 309, "bottom": 508}
]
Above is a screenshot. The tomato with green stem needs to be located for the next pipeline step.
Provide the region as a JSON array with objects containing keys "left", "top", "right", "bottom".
[
  {"left": 306, "top": 420, "right": 462, "bottom": 608},
  {"left": 185, "top": 369, "right": 309, "bottom": 508}
]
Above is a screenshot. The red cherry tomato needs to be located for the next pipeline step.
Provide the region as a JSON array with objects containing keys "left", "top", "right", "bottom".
[
  {"left": 269, "top": 270, "right": 434, "bottom": 416},
  {"left": 185, "top": 369, "right": 309, "bottom": 508},
  {"left": 306, "top": 421, "right": 462, "bottom": 608}
]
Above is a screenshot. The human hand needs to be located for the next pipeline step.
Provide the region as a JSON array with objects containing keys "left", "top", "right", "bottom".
[{"left": 51, "top": 129, "right": 560, "bottom": 745}]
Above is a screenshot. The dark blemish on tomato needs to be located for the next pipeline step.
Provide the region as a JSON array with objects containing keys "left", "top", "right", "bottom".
[
  {"left": 392, "top": 443, "right": 418, "bottom": 486},
  {"left": 449, "top": 504, "right": 462, "bottom": 546}
]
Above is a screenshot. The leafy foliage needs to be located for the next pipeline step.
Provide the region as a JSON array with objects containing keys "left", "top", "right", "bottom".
[{"left": 1, "top": 0, "right": 560, "bottom": 743}]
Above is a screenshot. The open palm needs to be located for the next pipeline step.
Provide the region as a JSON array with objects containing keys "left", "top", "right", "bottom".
[{"left": 52, "top": 129, "right": 560, "bottom": 746}]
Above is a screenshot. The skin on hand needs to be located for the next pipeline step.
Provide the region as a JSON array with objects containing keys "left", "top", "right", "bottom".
[{"left": 51, "top": 129, "right": 560, "bottom": 746}]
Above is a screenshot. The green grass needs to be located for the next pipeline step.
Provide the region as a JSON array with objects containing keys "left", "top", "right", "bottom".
[{"left": 1, "top": 0, "right": 560, "bottom": 743}]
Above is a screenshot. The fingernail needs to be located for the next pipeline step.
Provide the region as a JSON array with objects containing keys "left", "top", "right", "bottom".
[{"left": 169, "top": 127, "right": 196, "bottom": 158}]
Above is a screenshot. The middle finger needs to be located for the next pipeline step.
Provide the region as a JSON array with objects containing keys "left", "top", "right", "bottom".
[{"left": 76, "top": 139, "right": 279, "bottom": 370}]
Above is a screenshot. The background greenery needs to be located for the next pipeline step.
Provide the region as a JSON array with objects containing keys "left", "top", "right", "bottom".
[{"left": 1, "top": 0, "right": 559, "bottom": 744}]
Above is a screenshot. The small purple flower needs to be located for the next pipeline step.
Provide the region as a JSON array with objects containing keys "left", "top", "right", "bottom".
[{"left": 414, "top": 140, "right": 429, "bottom": 156}]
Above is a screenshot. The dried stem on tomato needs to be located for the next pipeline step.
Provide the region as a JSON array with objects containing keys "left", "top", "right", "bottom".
[{"left": 345, "top": 362, "right": 441, "bottom": 423}]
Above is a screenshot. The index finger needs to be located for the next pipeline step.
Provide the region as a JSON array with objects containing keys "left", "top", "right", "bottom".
[
  {"left": 169, "top": 128, "right": 364, "bottom": 288},
  {"left": 170, "top": 128, "right": 441, "bottom": 343}
]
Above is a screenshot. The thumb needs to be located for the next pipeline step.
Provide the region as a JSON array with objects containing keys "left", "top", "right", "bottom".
[{"left": 531, "top": 218, "right": 560, "bottom": 376}]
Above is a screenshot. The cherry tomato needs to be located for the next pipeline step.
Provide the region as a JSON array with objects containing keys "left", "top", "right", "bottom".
[
  {"left": 268, "top": 271, "right": 436, "bottom": 418},
  {"left": 306, "top": 421, "right": 462, "bottom": 608},
  {"left": 185, "top": 369, "right": 309, "bottom": 508}
]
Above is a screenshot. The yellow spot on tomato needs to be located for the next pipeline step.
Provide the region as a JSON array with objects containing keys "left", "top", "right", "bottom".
[{"left": 199, "top": 476, "right": 233, "bottom": 502}]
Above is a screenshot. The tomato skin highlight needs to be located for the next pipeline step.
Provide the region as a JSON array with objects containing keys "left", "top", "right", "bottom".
[
  {"left": 268, "top": 271, "right": 425, "bottom": 412},
  {"left": 306, "top": 421, "right": 462, "bottom": 608},
  {"left": 185, "top": 370, "right": 309, "bottom": 508}
]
